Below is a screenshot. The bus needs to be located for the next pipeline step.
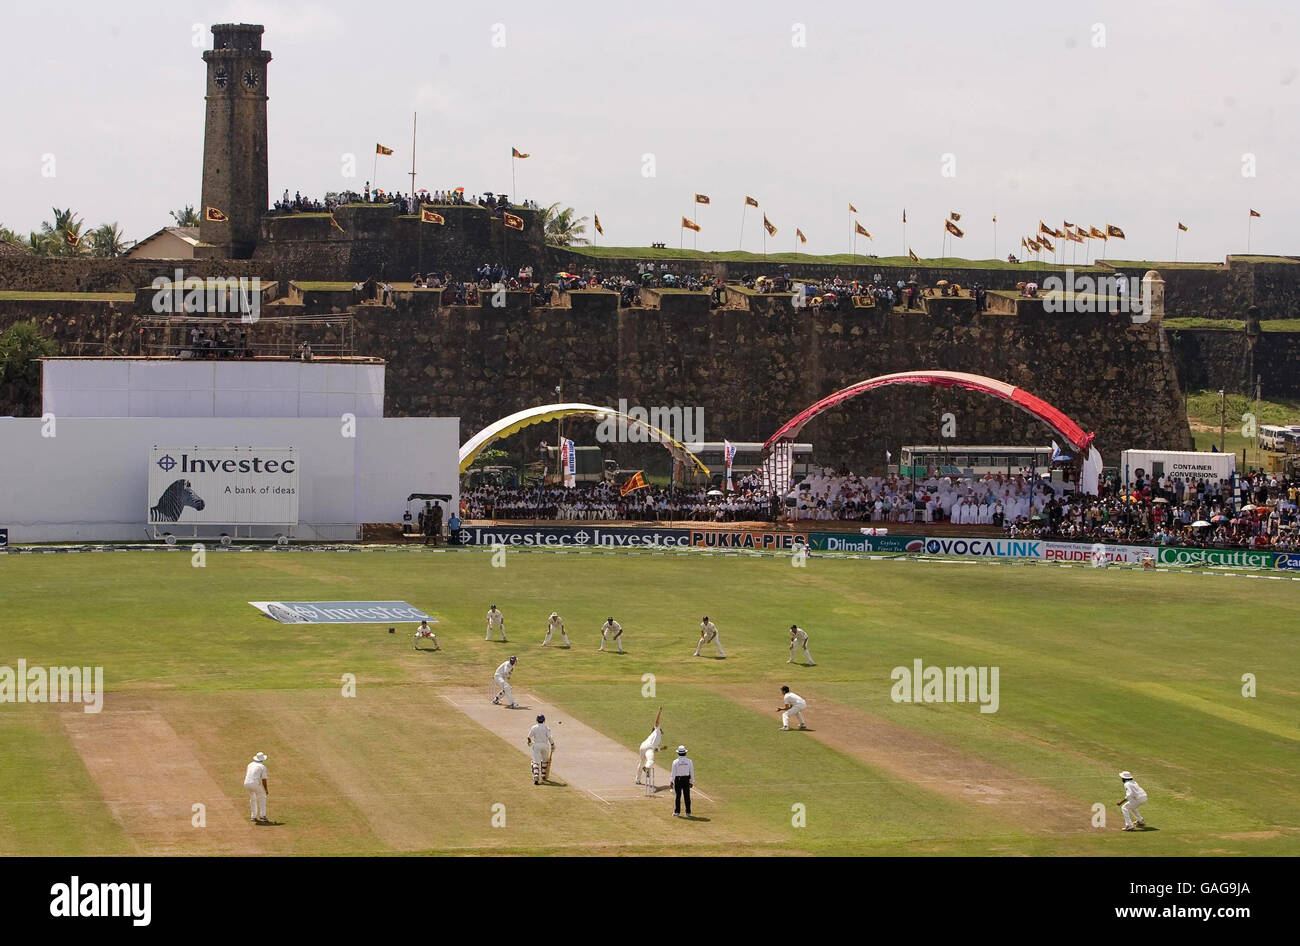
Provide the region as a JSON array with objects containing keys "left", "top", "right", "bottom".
[{"left": 900, "top": 444, "right": 1055, "bottom": 477}]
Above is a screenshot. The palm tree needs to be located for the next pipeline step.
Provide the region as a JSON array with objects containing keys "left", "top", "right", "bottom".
[
  {"left": 541, "top": 203, "right": 590, "bottom": 247},
  {"left": 34, "top": 207, "right": 87, "bottom": 256},
  {"left": 88, "top": 222, "right": 130, "bottom": 258},
  {"left": 170, "top": 205, "right": 201, "bottom": 227},
  {"left": 0, "top": 223, "right": 24, "bottom": 248}
]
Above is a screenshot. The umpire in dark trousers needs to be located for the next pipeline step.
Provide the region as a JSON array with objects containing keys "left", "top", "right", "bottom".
[{"left": 671, "top": 745, "right": 694, "bottom": 817}]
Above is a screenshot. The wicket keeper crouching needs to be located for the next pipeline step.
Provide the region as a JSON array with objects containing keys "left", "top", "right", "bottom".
[{"left": 527, "top": 715, "right": 555, "bottom": 785}]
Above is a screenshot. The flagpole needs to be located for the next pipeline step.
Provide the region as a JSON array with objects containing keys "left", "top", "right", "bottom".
[
  {"left": 409, "top": 112, "right": 417, "bottom": 197},
  {"left": 1247, "top": 214, "right": 1253, "bottom": 254},
  {"left": 992, "top": 218, "right": 997, "bottom": 259},
  {"left": 372, "top": 150, "right": 378, "bottom": 193},
  {"left": 512, "top": 155, "right": 516, "bottom": 205},
  {"left": 1175, "top": 227, "right": 1180, "bottom": 263},
  {"left": 739, "top": 203, "right": 747, "bottom": 251}
]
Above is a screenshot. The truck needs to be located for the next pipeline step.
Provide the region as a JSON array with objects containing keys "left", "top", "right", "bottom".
[{"left": 1119, "top": 450, "right": 1236, "bottom": 485}]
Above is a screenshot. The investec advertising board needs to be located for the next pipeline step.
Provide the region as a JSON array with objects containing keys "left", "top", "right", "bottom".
[
  {"left": 457, "top": 525, "right": 691, "bottom": 548},
  {"left": 148, "top": 447, "right": 299, "bottom": 526}
]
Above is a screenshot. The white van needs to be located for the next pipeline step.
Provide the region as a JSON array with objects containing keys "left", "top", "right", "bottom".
[{"left": 1258, "top": 425, "right": 1289, "bottom": 451}]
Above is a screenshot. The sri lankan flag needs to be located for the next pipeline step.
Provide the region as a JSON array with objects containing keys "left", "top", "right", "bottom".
[
  {"left": 619, "top": 470, "right": 648, "bottom": 497},
  {"left": 1038, "top": 220, "right": 1053, "bottom": 236},
  {"left": 849, "top": 202, "right": 858, "bottom": 213},
  {"left": 512, "top": 147, "right": 529, "bottom": 158},
  {"left": 1063, "top": 219, "right": 1075, "bottom": 229},
  {"left": 420, "top": 209, "right": 445, "bottom": 225},
  {"left": 376, "top": 143, "right": 394, "bottom": 155},
  {"left": 64, "top": 229, "right": 79, "bottom": 247},
  {"left": 1177, "top": 222, "right": 1188, "bottom": 232},
  {"left": 1250, "top": 209, "right": 1261, "bottom": 218},
  {"left": 944, "top": 219, "right": 964, "bottom": 238},
  {"left": 1037, "top": 234, "right": 1054, "bottom": 252},
  {"left": 695, "top": 193, "right": 710, "bottom": 205},
  {"left": 1066, "top": 228, "right": 1084, "bottom": 243},
  {"left": 1020, "top": 237, "right": 1028, "bottom": 251},
  {"left": 594, "top": 214, "right": 603, "bottom": 235},
  {"left": 949, "top": 211, "right": 961, "bottom": 222},
  {"left": 503, "top": 212, "right": 524, "bottom": 231},
  {"left": 205, "top": 206, "right": 229, "bottom": 222},
  {"left": 745, "top": 196, "right": 759, "bottom": 208},
  {"left": 1089, "top": 225, "right": 1106, "bottom": 240},
  {"left": 854, "top": 221, "right": 871, "bottom": 238},
  {"left": 330, "top": 216, "right": 345, "bottom": 232},
  {"left": 1106, "top": 224, "right": 1125, "bottom": 239},
  {"left": 908, "top": 248, "right": 920, "bottom": 262},
  {"left": 763, "top": 215, "right": 777, "bottom": 237},
  {"left": 681, "top": 216, "right": 701, "bottom": 232},
  {"left": 796, "top": 228, "right": 807, "bottom": 244}
]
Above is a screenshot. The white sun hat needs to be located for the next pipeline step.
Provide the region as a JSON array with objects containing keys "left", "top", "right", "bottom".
[
  {"left": 1118, "top": 770, "right": 1132, "bottom": 779},
  {"left": 677, "top": 746, "right": 687, "bottom": 755},
  {"left": 254, "top": 752, "right": 268, "bottom": 762}
]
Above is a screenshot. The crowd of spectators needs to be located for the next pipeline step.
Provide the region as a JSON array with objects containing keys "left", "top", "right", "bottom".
[
  {"left": 786, "top": 467, "right": 1048, "bottom": 524},
  {"left": 268, "top": 185, "right": 538, "bottom": 217},
  {"left": 461, "top": 479, "right": 777, "bottom": 522},
  {"left": 1011, "top": 470, "right": 1299, "bottom": 550}
]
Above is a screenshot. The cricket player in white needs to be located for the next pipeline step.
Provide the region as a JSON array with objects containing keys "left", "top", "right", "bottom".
[
  {"left": 243, "top": 751, "right": 269, "bottom": 823},
  {"left": 486, "top": 604, "right": 507, "bottom": 641},
  {"left": 413, "top": 619, "right": 439, "bottom": 651},
  {"left": 598, "top": 616, "right": 624, "bottom": 653},
  {"left": 541, "top": 611, "right": 570, "bottom": 648},
  {"left": 693, "top": 616, "right": 726, "bottom": 658},
  {"left": 788, "top": 624, "right": 815, "bottom": 665},
  {"left": 527, "top": 714, "right": 555, "bottom": 784},
  {"left": 1117, "top": 771, "right": 1148, "bottom": 830},
  {"left": 636, "top": 707, "right": 665, "bottom": 788},
  {"left": 777, "top": 686, "right": 808, "bottom": 730},
  {"left": 492, "top": 655, "right": 518, "bottom": 707}
]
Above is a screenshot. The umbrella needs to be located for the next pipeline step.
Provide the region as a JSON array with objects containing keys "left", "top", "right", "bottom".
[
  {"left": 1152, "top": 497, "right": 1169, "bottom": 504},
  {"left": 936, "top": 279, "right": 949, "bottom": 286},
  {"left": 1030, "top": 513, "right": 1046, "bottom": 521},
  {"left": 1192, "top": 520, "right": 1211, "bottom": 528},
  {"left": 1211, "top": 514, "right": 1228, "bottom": 523},
  {"left": 1241, "top": 503, "right": 1257, "bottom": 512},
  {"left": 706, "top": 489, "right": 723, "bottom": 496}
]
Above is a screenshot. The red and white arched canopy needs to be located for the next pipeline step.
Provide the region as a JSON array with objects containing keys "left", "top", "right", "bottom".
[{"left": 763, "top": 370, "right": 1095, "bottom": 455}]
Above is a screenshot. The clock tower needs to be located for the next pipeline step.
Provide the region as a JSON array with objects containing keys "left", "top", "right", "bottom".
[{"left": 199, "top": 24, "right": 271, "bottom": 259}]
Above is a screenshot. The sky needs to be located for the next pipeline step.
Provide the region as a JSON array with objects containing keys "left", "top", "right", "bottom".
[{"left": 2, "top": 0, "right": 1297, "bottom": 261}]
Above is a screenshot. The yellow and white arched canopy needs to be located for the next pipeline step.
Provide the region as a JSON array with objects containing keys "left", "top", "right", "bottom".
[{"left": 458, "top": 402, "right": 711, "bottom": 476}]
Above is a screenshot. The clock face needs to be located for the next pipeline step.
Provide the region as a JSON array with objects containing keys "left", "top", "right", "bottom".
[
  {"left": 214, "top": 67, "right": 229, "bottom": 89},
  {"left": 243, "top": 69, "right": 259, "bottom": 89}
]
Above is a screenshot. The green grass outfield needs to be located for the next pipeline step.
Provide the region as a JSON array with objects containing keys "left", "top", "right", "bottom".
[{"left": 1, "top": 547, "right": 1296, "bottom": 856}]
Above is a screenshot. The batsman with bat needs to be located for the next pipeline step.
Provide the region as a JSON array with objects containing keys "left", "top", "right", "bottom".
[{"left": 636, "top": 707, "right": 665, "bottom": 793}]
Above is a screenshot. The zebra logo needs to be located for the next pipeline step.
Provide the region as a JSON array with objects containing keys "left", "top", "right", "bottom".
[{"left": 150, "top": 479, "right": 206, "bottom": 522}]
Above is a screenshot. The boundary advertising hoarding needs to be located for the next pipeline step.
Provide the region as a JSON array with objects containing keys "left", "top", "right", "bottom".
[
  {"left": 689, "top": 530, "right": 808, "bottom": 549},
  {"left": 456, "top": 525, "right": 692, "bottom": 548},
  {"left": 1041, "top": 542, "right": 1152, "bottom": 564},
  {"left": 148, "top": 446, "right": 299, "bottom": 526}
]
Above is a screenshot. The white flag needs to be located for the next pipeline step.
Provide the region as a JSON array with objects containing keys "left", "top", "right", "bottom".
[{"left": 724, "top": 439, "right": 736, "bottom": 492}]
